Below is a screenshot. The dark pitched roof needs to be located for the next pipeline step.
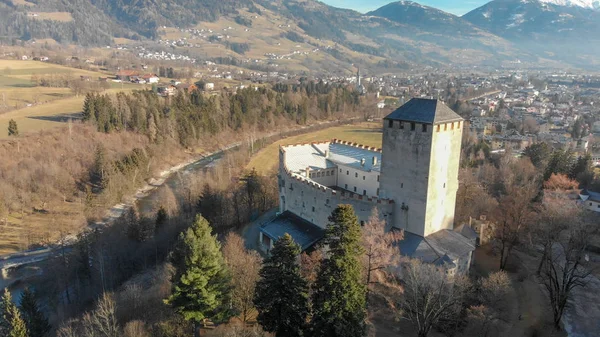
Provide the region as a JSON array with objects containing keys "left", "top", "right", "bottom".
[
  {"left": 393, "top": 229, "right": 475, "bottom": 265},
  {"left": 581, "top": 189, "right": 600, "bottom": 202},
  {"left": 260, "top": 211, "right": 325, "bottom": 251},
  {"left": 384, "top": 98, "right": 463, "bottom": 124}
]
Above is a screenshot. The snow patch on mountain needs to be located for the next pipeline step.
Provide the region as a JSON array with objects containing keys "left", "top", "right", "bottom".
[{"left": 538, "top": 0, "right": 600, "bottom": 9}]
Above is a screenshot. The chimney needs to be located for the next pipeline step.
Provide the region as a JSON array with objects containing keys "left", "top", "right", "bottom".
[
  {"left": 306, "top": 167, "right": 310, "bottom": 178},
  {"left": 361, "top": 158, "right": 365, "bottom": 166},
  {"left": 372, "top": 156, "right": 378, "bottom": 166}
]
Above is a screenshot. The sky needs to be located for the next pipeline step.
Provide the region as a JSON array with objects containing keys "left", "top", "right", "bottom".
[{"left": 320, "top": 0, "right": 490, "bottom": 15}]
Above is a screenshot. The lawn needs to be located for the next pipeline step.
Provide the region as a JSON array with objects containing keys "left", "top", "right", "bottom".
[{"left": 246, "top": 122, "right": 382, "bottom": 174}]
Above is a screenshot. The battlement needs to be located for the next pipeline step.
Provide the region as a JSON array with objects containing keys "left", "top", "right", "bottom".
[
  {"left": 279, "top": 139, "right": 381, "bottom": 153},
  {"left": 280, "top": 140, "right": 331, "bottom": 152},
  {"left": 331, "top": 139, "right": 382, "bottom": 152}
]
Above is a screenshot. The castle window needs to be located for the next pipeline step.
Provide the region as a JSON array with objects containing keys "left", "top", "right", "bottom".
[
  {"left": 388, "top": 119, "right": 393, "bottom": 128},
  {"left": 355, "top": 172, "right": 358, "bottom": 178},
  {"left": 377, "top": 175, "right": 380, "bottom": 182},
  {"left": 317, "top": 172, "right": 321, "bottom": 177},
  {"left": 401, "top": 183, "right": 404, "bottom": 188},
  {"left": 345, "top": 184, "right": 348, "bottom": 189},
  {"left": 347, "top": 170, "right": 349, "bottom": 175},
  {"left": 363, "top": 190, "right": 366, "bottom": 196},
  {"left": 302, "top": 202, "right": 305, "bottom": 208},
  {"left": 326, "top": 171, "right": 330, "bottom": 176},
  {"left": 312, "top": 206, "right": 315, "bottom": 212},
  {"left": 422, "top": 124, "right": 427, "bottom": 132},
  {"left": 363, "top": 176, "right": 365, "bottom": 180},
  {"left": 353, "top": 186, "right": 357, "bottom": 192},
  {"left": 400, "top": 122, "right": 404, "bottom": 129},
  {"left": 444, "top": 123, "right": 448, "bottom": 131},
  {"left": 436, "top": 125, "right": 440, "bottom": 132},
  {"left": 376, "top": 188, "right": 379, "bottom": 195},
  {"left": 340, "top": 169, "right": 342, "bottom": 173},
  {"left": 326, "top": 199, "right": 329, "bottom": 204},
  {"left": 443, "top": 183, "right": 446, "bottom": 188},
  {"left": 411, "top": 122, "right": 415, "bottom": 131},
  {"left": 332, "top": 170, "right": 335, "bottom": 175}
]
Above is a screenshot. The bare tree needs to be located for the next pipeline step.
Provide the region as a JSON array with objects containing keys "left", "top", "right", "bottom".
[
  {"left": 400, "top": 260, "right": 471, "bottom": 337},
  {"left": 493, "top": 184, "right": 537, "bottom": 270},
  {"left": 123, "top": 320, "right": 150, "bottom": 337},
  {"left": 222, "top": 232, "right": 262, "bottom": 324},
  {"left": 534, "top": 193, "right": 578, "bottom": 275},
  {"left": 84, "top": 293, "right": 120, "bottom": 337},
  {"left": 361, "top": 209, "right": 402, "bottom": 303},
  {"left": 539, "top": 218, "right": 595, "bottom": 330}
]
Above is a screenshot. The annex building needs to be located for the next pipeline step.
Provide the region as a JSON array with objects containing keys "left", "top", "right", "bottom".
[{"left": 260, "top": 98, "right": 476, "bottom": 275}]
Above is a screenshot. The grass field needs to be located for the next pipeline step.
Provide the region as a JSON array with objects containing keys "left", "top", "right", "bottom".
[
  {"left": 247, "top": 122, "right": 383, "bottom": 174},
  {"left": 28, "top": 12, "right": 73, "bottom": 22},
  {"left": 0, "top": 60, "right": 142, "bottom": 137}
]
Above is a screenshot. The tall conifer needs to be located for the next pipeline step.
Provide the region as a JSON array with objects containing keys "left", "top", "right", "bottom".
[
  {"left": 0, "top": 289, "right": 28, "bottom": 337},
  {"left": 165, "top": 215, "right": 231, "bottom": 324},
  {"left": 254, "top": 233, "right": 309, "bottom": 337},
  {"left": 311, "top": 205, "right": 366, "bottom": 337},
  {"left": 19, "top": 288, "right": 50, "bottom": 337}
]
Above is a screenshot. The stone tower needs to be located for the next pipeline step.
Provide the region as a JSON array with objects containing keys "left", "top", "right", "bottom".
[{"left": 379, "top": 98, "right": 464, "bottom": 237}]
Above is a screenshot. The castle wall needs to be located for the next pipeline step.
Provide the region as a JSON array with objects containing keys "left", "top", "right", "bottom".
[
  {"left": 336, "top": 163, "right": 380, "bottom": 197},
  {"left": 425, "top": 121, "right": 463, "bottom": 236},
  {"left": 379, "top": 120, "right": 433, "bottom": 236},
  {"left": 279, "top": 148, "right": 393, "bottom": 229}
]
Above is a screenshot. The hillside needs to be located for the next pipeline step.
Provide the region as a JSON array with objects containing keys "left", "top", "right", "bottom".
[
  {"left": 463, "top": 0, "right": 600, "bottom": 66},
  {"left": 0, "top": 0, "right": 596, "bottom": 69}
]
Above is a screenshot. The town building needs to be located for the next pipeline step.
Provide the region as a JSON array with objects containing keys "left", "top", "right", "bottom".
[{"left": 260, "top": 98, "right": 475, "bottom": 274}]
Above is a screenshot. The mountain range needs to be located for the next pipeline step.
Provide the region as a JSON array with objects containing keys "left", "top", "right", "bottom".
[{"left": 1, "top": 0, "right": 599, "bottom": 70}]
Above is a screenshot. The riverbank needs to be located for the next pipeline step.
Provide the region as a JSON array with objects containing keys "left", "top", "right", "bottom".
[{"left": 0, "top": 117, "right": 363, "bottom": 263}]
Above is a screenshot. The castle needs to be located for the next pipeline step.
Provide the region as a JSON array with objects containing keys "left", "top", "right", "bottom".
[{"left": 259, "top": 98, "right": 476, "bottom": 274}]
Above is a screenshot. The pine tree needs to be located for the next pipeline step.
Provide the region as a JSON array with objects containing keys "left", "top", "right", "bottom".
[
  {"left": 311, "top": 205, "right": 367, "bottom": 337},
  {"left": 254, "top": 233, "right": 308, "bottom": 337},
  {"left": 19, "top": 288, "right": 50, "bottom": 337},
  {"left": 165, "top": 215, "right": 231, "bottom": 325},
  {"left": 155, "top": 206, "right": 168, "bottom": 234},
  {"left": 0, "top": 289, "right": 29, "bottom": 337},
  {"left": 82, "top": 93, "right": 96, "bottom": 123},
  {"left": 8, "top": 119, "right": 18, "bottom": 137},
  {"left": 124, "top": 206, "right": 144, "bottom": 242}
]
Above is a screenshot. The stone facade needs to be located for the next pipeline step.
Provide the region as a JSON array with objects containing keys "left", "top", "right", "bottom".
[
  {"left": 380, "top": 120, "right": 462, "bottom": 237},
  {"left": 271, "top": 98, "right": 475, "bottom": 274},
  {"left": 278, "top": 146, "right": 394, "bottom": 228}
]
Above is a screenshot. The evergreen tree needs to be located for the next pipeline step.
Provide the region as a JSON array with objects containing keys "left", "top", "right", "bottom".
[
  {"left": 19, "top": 288, "right": 50, "bottom": 337},
  {"left": 311, "top": 205, "right": 366, "bottom": 337},
  {"left": 8, "top": 119, "right": 18, "bottom": 137},
  {"left": 254, "top": 234, "right": 309, "bottom": 337},
  {"left": 82, "top": 93, "right": 96, "bottom": 122},
  {"left": 165, "top": 215, "right": 231, "bottom": 324},
  {"left": 0, "top": 289, "right": 28, "bottom": 337},
  {"left": 124, "top": 206, "right": 144, "bottom": 242},
  {"left": 155, "top": 206, "right": 168, "bottom": 234},
  {"left": 90, "top": 145, "right": 109, "bottom": 187}
]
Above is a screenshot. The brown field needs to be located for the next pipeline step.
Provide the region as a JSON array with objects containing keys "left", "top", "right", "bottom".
[
  {"left": 10, "top": 0, "right": 34, "bottom": 6},
  {"left": 27, "top": 12, "right": 73, "bottom": 22},
  {"left": 0, "top": 60, "right": 142, "bottom": 137},
  {"left": 246, "top": 122, "right": 382, "bottom": 174}
]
